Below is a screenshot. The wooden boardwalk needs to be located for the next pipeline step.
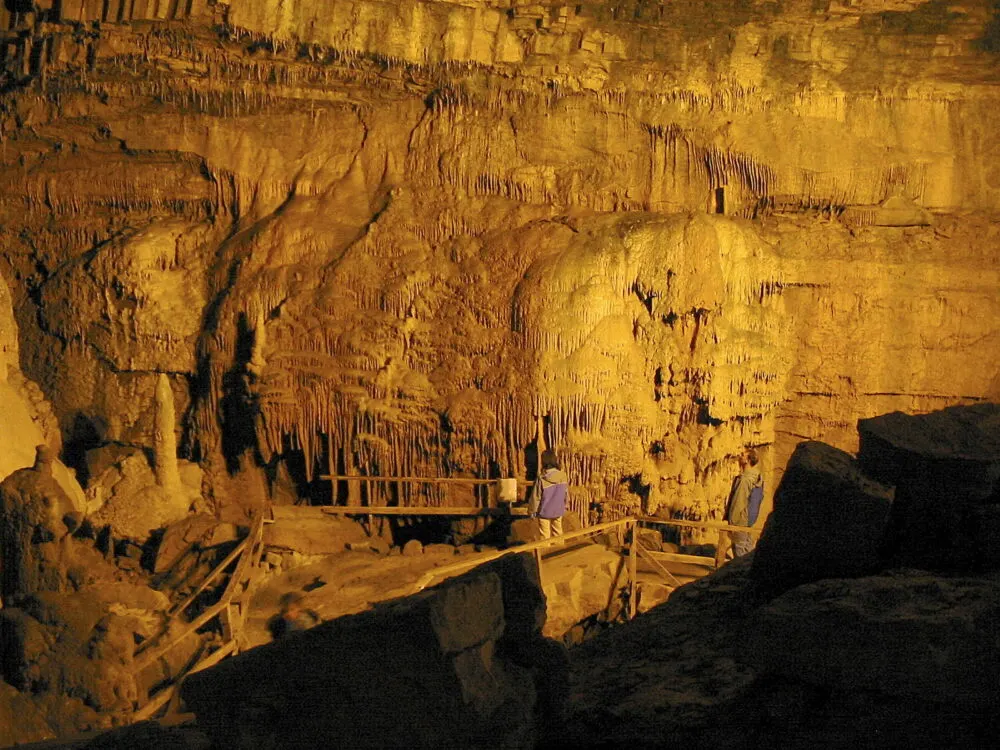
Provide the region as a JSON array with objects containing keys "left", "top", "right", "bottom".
[{"left": 63, "top": 473, "right": 764, "bottom": 731}]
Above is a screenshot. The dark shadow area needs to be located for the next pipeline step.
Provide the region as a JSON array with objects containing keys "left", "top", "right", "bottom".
[
  {"left": 975, "top": 1, "right": 1000, "bottom": 52},
  {"left": 218, "top": 314, "right": 259, "bottom": 474},
  {"left": 388, "top": 516, "right": 455, "bottom": 547},
  {"left": 62, "top": 412, "right": 104, "bottom": 487},
  {"left": 272, "top": 443, "right": 328, "bottom": 505},
  {"left": 714, "top": 185, "right": 726, "bottom": 214}
]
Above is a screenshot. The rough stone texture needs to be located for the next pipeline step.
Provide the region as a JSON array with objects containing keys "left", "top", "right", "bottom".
[
  {"left": 0, "top": 265, "right": 17, "bottom": 379},
  {"left": 750, "top": 440, "right": 894, "bottom": 596},
  {"left": 0, "top": 3, "right": 995, "bottom": 530},
  {"left": 402, "top": 538, "right": 424, "bottom": 556},
  {"left": 78, "top": 720, "right": 211, "bottom": 750},
  {"left": 508, "top": 517, "right": 543, "bottom": 545},
  {"left": 182, "top": 569, "right": 536, "bottom": 749},
  {"left": 562, "top": 556, "right": 1000, "bottom": 750},
  {"left": 858, "top": 403, "right": 1000, "bottom": 571},
  {"left": 1, "top": 276, "right": 85, "bottom": 508},
  {"left": 744, "top": 573, "right": 1000, "bottom": 709},
  {"left": 1, "top": 590, "right": 143, "bottom": 721},
  {"left": 263, "top": 505, "right": 374, "bottom": 554},
  {"left": 0, "top": 680, "right": 56, "bottom": 747},
  {"left": 0, "top": 451, "right": 82, "bottom": 601},
  {"left": 88, "top": 451, "right": 203, "bottom": 541},
  {"left": 153, "top": 513, "right": 220, "bottom": 574},
  {"left": 539, "top": 543, "right": 623, "bottom": 640}
]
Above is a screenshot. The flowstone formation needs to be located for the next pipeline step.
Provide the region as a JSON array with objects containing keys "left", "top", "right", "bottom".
[{"left": 0, "top": 2, "right": 999, "bottom": 529}]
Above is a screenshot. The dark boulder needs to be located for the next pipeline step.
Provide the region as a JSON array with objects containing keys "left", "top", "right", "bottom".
[
  {"left": 182, "top": 559, "right": 546, "bottom": 749},
  {"left": 750, "top": 441, "right": 893, "bottom": 596},
  {"left": 858, "top": 403, "right": 1000, "bottom": 571}
]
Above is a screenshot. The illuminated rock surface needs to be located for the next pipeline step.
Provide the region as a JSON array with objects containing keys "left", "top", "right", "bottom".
[
  {"left": 1, "top": 0, "right": 1000, "bottom": 745},
  {"left": 1, "top": 1, "right": 997, "bottom": 527}
]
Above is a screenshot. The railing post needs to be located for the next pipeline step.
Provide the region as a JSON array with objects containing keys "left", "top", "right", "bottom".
[
  {"left": 714, "top": 528, "right": 729, "bottom": 569},
  {"left": 628, "top": 520, "right": 638, "bottom": 620}
]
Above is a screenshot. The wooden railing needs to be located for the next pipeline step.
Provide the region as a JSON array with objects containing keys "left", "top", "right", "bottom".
[
  {"left": 319, "top": 473, "right": 532, "bottom": 512},
  {"left": 130, "top": 509, "right": 268, "bottom": 721},
  {"left": 411, "top": 517, "right": 685, "bottom": 621},
  {"left": 128, "top": 506, "right": 745, "bottom": 722},
  {"left": 639, "top": 515, "right": 763, "bottom": 568}
]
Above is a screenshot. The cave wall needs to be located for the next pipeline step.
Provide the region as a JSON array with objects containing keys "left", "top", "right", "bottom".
[{"left": 1, "top": 0, "right": 998, "bottom": 523}]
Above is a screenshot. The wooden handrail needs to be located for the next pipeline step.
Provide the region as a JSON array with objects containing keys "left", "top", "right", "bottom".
[
  {"left": 133, "top": 640, "right": 238, "bottom": 722},
  {"left": 134, "top": 511, "right": 265, "bottom": 673},
  {"left": 639, "top": 515, "right": 763, "bottom": 536},
  {"left": 134, "top": 597, "right": 230, "bottom": 671},
  {"left": 412, "top": 518, "right": 635, "bottom": 592},
  {"left": 167, "top": 536, "right": 249, "bottom": 618},
  {"left": 321, "top": 505, "right": 530, "bottom": 517},
  {"left": 218, "top": 511, "right": 265, "bottom": 605},
  {"left": 634, "top": 542, "right": 683, "bottom": 587},
  {"left": 320, "top": 474, "right": 532, "bottom": 485}
]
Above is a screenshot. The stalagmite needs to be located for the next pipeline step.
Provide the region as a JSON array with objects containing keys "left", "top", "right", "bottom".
[{"left": 154, "top": 373, "right": 182, "bottom": 494}]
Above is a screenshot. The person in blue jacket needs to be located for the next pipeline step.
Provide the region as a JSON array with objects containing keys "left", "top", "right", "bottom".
[
  {"left": 529, "top": 449, "right": 569, "bottom": 539},
  {"left": 725, "top": 449, "right": 764, "bottom": 557}
]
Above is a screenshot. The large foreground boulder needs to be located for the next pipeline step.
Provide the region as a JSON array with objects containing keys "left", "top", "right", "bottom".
[
  {"left": 0, "top": 583, "right": 168, "bottom": 721},
  {"left": 182, "top": 559, "right": 543, "bottom": 749},
  {"left": 741, "top": 572, "right": 1000, "bottom": 736},
  {"left": 858, "top": 403, "right": 1000, "bottom": 571},
  {"left": 750, "top": 441, "right": 893, "bottom": 596}
]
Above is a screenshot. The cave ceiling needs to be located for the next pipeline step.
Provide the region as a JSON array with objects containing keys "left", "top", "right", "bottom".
[{"left": 1, "top": 0, "right": 998, "bottom": 522}]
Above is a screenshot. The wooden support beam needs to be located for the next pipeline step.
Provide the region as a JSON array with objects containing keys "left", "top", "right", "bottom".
[
  {"left": 646, "top": 550, "right": 717, "bottom": 567},
  {"left": 640, "top": 516, "right": 763, "bottom": 536},
  {"left": 136, "top": 512, "right": 264, "bottom": 672},
  {"left": 218, "top": 511, "right": 264, "bottom": 605},
  {"left": 167, "top": 536, "right": 249, "bottom": 618},
  {"left": 714, "top": 528, "right": 730, "bottom": 569},
  {"left": 133, "top": 640, "right": 238, "bottom": 722},
  {"left": 134, "top": 598, "right": 227, "bottom": 671},
  {"left": 602, "top": 555, "right": 627, "bottom": 623},
  {"left": 635, "top": 542, "right": 683, "bottom": 588}
]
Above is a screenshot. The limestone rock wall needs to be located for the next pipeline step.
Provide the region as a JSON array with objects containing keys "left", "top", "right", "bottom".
[{"left": 0, "top": 1, "right": 998, "bottom": 522}]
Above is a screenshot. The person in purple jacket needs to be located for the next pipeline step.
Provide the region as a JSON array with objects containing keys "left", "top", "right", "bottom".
[{"left": 529, "top": 449, "right": 569, "bottom": 539}]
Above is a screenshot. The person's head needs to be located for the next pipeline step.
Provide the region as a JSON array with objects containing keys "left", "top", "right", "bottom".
[
  {"left": 745, "top": 449, "right": 759, "bottom": 468},
  {"left": 541, "top": 449, "right": 560, "bottom": 471}
]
